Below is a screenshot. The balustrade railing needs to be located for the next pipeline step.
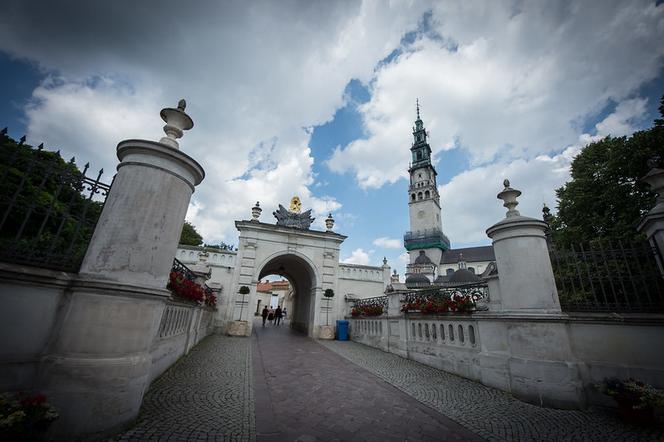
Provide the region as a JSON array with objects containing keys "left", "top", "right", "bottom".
[{"left": 0, "top": 130, "right": 112, "bottom": 272}]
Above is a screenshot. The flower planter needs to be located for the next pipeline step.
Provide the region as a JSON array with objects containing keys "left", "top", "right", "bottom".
[{"left": 319, "top": 325, "right": 335, "bottom": 340}]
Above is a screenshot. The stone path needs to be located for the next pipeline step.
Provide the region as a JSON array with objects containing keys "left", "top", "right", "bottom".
[
  {"left": 319, "top": 340, "right": 664, "bottom": 442},
  {"left": 118, "top": 324, "right": 663, "bottom": 441},
  {"left": 120, "top": 335, "right": 255, "bottom": 441},
  {"left": 252, "top": 320, "right": 480, "bottom": 441}
]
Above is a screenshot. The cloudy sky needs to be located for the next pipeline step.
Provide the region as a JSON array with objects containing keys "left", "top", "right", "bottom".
[{"left": 1, "top": 0, "right": 663, "bottom": 274}]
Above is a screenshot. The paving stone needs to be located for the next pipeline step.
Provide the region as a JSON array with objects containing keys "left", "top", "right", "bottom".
[
  {"left": 319, "top": 339, "right": 664, "bottom": 442},
  {"left": 120, "top": 335, "right": 255, "bottom": 441},
  {"left": 253, "top": 321, "right": 481, "bottom": 441}
]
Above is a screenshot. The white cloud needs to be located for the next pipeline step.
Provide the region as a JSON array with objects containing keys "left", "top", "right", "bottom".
[
  {"left": 328, "top": 1, "right": 664, "bottom": 189},
  {"left": 372, "top": 237, "right": 402, "bottom": 249},
  {"left": 0, "top": 0, "right": 429, "bottom": 243},
  {"left": 342, "top": 248, "right": 371, "bottom": 265}
]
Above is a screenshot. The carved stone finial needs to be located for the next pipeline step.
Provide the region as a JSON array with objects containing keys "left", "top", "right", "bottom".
[
  {"left": 159, "top": 99, "right": 194, "bottom": 149},
  {"left": 497, "top": 179, "right": 522, "bottom": 218},
  {"left": 647, "top": 156, "right": 661, "bottom": 169},
  {"left": 251, "top": 201, "right": 262, "bottom": 222},
  {"left": 325, "top": 213, "right": 335, "bottom": 232},
  {"left": 383, "top": 256, "right": 388, "bottom": 266}
]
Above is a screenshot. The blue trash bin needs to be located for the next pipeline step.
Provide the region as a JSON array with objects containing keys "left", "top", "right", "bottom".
[{"left": 336, "top": 320, "right": 349, "bottom": 341}]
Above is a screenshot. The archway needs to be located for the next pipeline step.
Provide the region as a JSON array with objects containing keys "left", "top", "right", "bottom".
[{"left": 257, "top": 252, "right": 318, "bottom": 335}]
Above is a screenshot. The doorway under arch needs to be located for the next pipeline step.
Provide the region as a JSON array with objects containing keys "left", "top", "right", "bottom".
[{"left": 257, "top": 252, "right": 318, "bottom": 335}]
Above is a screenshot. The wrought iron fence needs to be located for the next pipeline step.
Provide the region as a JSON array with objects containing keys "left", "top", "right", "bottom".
[
  {"left": 401, "top": 282, "right": 490, "bottom": 308},
  {"left": 353, "top": 295, "right": 388, "bottom": 310},
  {"left": 171, "top": 258, "right": 215, "bottom": 299},
  {"left": 550, "top": 239, "right": 664, "bottom": 312},
  {"left": 351, "top": 295, "right": 388, "bottom": 317},
  {"left": 0, "top": 130, "right": 111, "bottom": 272}
]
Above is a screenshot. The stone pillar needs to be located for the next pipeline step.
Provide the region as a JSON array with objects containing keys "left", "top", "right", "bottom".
[
  {"left": 483, "top": 180, "right": 582, "bottom": 409},
  {"left": 485, "top": 180, "right": 560, "bottom": 313},
  {"left": 637, "top": 167, "right": 664, "bottom": 276},
  {"left": 40, "top": 101, "right": 205, "bottom": 437}
]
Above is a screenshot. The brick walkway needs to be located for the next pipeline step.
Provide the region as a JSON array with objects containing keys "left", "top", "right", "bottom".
[
  {"left": 319, "top": 339, "right": 664, "bottom": 442},
  {"left": 252, "top": 319, "right": 480, "bottom": 441},
  {"left": 120, "top": 335, "right": 255, "bottom": 441}
]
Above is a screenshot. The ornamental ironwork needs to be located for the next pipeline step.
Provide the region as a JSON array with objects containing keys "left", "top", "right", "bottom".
[
  {"left": 0, "top": 130, "right": 112, "bottom": 272},
  {"left": 171, "top": 258, "right": 216, "bottom": 302},
  {"left": 549, "top": 239, "right": 664, "bottom": 312},
  {"left": 401, "top": 282, "right": 489, "bottom": 308},
  {"left": 353, "top": 295, "right": 388, "bottom": 310}
]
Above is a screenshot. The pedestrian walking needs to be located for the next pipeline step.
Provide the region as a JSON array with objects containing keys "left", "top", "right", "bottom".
[
  {"left": 275, "top": 306, "right": 283, "bottom": 326},
  {"left": 261, "top": 306, "right": 269, "bottom": 327},
  {"left": 267, "top": 307, "right": 275, "bottom": 324},
  {"left": 282, "top": 307, "right": 287, "bottom": 319}
]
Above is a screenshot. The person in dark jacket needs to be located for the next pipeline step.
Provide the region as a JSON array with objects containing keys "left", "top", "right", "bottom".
[
  {"left": 275, "top": 306, "right": 283, "bottom": 326},
  {"left": 261, "top": 306, "right": 269, "bottom": 327}
]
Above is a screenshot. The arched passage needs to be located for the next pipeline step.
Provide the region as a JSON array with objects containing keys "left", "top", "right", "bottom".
[{"left": 257, "top": 252, "right": 318, "bottom": 335}]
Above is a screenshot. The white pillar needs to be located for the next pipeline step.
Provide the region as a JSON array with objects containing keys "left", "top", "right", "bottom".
[
  {"left": 485, "top": 180, "right": 560, "bottom": 313},
  {"left": 637, "top": 167, "right": 664, "bottom": 275},
  {"left": 40, "top": 101, "right": 205, "bottom": 436}
]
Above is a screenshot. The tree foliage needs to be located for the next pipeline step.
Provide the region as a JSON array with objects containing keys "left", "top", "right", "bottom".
[
  {"left": 550, "top": 97, "right": 664, "bottom": 246},
  {"left": 0, "top": 132, "right": 105, "bottom": 270},
  {"left": 179, "top": 220, "right": 203, "bottom": 246}
]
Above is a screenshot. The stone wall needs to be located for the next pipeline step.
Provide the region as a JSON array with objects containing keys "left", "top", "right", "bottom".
[
  {"left": 349, "top": 310, "right": 664, "bottom": 409},
  {"left": 0, "top": 261, "right": 216, "bottom": 404}
]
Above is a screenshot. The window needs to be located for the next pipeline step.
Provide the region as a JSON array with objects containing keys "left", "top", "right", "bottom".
[
  {"left": 411, "top": 193, "right": 416, "bottom": 201},
  {"left": 417, "top": 151, "right": 422, "bottom": 160},
  {"left": 446, "top": 268, "right": 454, "bottom": 275},
  {"left": 468, "top": 267, "right": 475, "bottom": 274},
  {"left": 458, "top": 325, "right": 465, "bottom": 343},
  {"left": 425, "top": 190, "right": 430, "bottom": 198},
  {"left": 418, "top": 192, "right": 423, "bottom": 200}
]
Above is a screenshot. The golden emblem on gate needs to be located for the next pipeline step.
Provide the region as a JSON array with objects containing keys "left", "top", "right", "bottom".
[{"left": 289, "top": 196, "right": 302, "bottom": 214}]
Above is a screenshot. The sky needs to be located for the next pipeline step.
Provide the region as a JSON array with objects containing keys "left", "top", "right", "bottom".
[{"left": 1, "top": 0, "right": 663, "bottom": 276}]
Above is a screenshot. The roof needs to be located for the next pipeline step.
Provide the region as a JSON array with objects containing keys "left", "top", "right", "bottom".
[
  {"left": 414, "top": 250, "right": 433, "bottom": 264},
  {"left": 405, "top": 273, "right": 430, "bottom": 287},
  {"left": 256, "top": 280, "right": 290, "bottom": 293},
  {"left": 440, "top": 246, "right": 495, "bottom": 264},
  {"left": 449, "top": 268, "right": 481, "bottom": 283}
]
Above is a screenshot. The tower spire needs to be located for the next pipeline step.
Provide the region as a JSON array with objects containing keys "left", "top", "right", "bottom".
[{"left": 416, "top": 98, "right": 420, "bottom": 120}]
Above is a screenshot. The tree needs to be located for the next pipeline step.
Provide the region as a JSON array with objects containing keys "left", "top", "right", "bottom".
[
  {"left": 550, "top": 97, "right": 664, "bottom": 246},
  {"left": 179, "top": 220, "right": 203, "bottom": 246},
  {"left": 0, "top": 131, "right": 105, "bottom": 270}
]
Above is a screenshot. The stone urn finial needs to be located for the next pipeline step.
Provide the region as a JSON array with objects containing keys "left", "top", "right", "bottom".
[
  {"left": 497, "top": 179, "right": 522, "bottom": 218},
  {"left": 641, "top": 163, "right": 664, "bottom": 210},
  {"left": 251, "top": 201, "right": 262, "bottom": 222},
  {"left": 159, "top": 99, "right": 194, "bottom": 149},
  {"left": 325, "top": 213, "right": 334, "bottom": 231}
]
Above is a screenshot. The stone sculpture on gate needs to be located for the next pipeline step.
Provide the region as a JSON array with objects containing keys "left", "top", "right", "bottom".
[{"left": 273, "top": 196, "right": 315, "bottom": 230}]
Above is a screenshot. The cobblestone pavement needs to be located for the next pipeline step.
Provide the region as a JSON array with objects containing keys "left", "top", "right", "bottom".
[
  {"left": 253, "top": 320, "right": 481, "bottom": 441},
  {"left": 319, "top": 340, "right": 664, "bottom": 442},
  {"left": 120, "top": 335, "right": 255, "bottom": 441}
]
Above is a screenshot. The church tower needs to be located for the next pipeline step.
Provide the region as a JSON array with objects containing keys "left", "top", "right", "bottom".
[{"left": 404, "top": 100, "right": 450, "bottom": 284}]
